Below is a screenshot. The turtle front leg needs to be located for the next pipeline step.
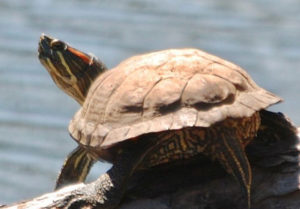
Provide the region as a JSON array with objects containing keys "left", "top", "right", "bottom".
[
  {"left": 56, "top": 146, "right": 96, "bottom": 190},
  {"left": 211, "top": 133, "right": 252, "bottom": 209},
  {"left": 60, "top": 137, "right": 156, "bottom": 209}
]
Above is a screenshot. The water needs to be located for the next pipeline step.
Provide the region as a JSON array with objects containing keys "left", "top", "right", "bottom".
[{"left": 0, "top": 0, "right": 299, "bottom": 204}]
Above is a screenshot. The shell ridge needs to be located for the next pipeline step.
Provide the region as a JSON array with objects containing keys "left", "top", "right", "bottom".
[
  {"left": 141, "top": 76, "right": 162, "bottom": 117},
  {"left": 214, "top": 72, "right": 247, "bottom": 91},
  {"left": 178, "top": 75, "right": 193, "bottom": 104},
  {"left": 248, "top": 91, "right": 271, "bottom": 105},
  {"left": 195, "top": 50, "right": 238, "bottom": 71},
  {"left": 83, "top": 70, "right": 116, "bottom": 118},
  {"left": 199, "top": 61, "right": 214, "bottom": 74},
  {"left": 102, "top": 68, "right": 140, "bottom": 121},
  {"left": 195, "top": 50, "right": 249, "bottom": 79},
  {"left": 179, "top": 72, "right": 209, "bottom": 106},
  {"left": 123, "top": 126, "right": 131, "bottom": 140},
  {"left": 169, "top": 112, "right": 175, "bottom": 129},
  {"left": 212, "top": 60, "right": 251, "bottom": 83},
  {"left": 199, "top": 61, "right": 244, "bottom": 89},
  {"left": 253, "top": 90, "right": 282, "bottom": 104},
  {"left": 238, "top": 90, "right": 281, "bottom": 111},
  {"left": 101, "top": 126, "right": 131, "bottom": 148},
  {"left": 200, "top": 55, "right": 258, "bottom": 90},
  {"left": 235, "top": 98, "right": 258, "bottom": 112},
  {"left": 194, "top": 109, "right": 199, "bottom": 127},
  {"left": 91, "top": 123, "right": 110, "bottom": 147}
]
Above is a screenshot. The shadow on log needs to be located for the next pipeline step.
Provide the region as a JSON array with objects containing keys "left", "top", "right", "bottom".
[{"left": 1, "top": 110, "right": 300, "bottom": 209}]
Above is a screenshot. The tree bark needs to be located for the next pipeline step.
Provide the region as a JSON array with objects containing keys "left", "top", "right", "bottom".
[{"left": 1, "top": 111, "right": 300, "bottom": 209}]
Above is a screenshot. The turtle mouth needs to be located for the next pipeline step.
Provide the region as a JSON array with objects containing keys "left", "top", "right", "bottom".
[
  {"left": 38, "top": 34, "right": 53, "bottom": 59},
  {"left": 38, "top": 34, "right": 68, "bottom": 60}
]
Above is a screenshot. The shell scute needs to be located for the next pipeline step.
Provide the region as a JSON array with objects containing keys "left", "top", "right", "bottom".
[
  {"left": 143, "top": 77, "right": 186, "bottom": 116},
  {"left": 103, "top": 68, "right": 161, "bottom": 124},
  {"left": 69, "top": 48, "right": 282, "bottom": 148},
  {"left": 182, "top": 73, "right": 236, "bottom": 106}
]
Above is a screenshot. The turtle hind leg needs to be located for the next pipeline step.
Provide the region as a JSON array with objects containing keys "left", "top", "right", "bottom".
[
  {"left": 214, "top": 134, "right": 252, "bottom": 209},
  {"left": 55, "top": 146, "right": 95, "bottom": 190}
]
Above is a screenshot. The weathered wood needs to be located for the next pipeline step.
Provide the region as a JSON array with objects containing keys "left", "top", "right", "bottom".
[{"left": 1, "top": 111, "right": 300, "bottom": 209}]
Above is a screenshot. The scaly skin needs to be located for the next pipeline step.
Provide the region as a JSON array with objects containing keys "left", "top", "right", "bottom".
[
  {"left": 55, "top": 146, "right": 95, "bottom": 190},
  {"left": 38, "top": 34, "right": 107, "bottom": 105}
]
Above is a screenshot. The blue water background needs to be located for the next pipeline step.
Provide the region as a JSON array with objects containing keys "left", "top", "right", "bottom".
[{"left": 0, "top": 0, "right": 299, "bottom": 204}]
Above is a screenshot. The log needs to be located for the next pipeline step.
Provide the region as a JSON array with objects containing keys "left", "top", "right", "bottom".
[{"left": 1, "top": 111, "right": 300, "bottom": 209}]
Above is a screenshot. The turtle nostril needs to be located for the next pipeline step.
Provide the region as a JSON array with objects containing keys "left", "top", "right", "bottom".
[{"left": 50, "top": 39, "right": 66, "bottom": 51}]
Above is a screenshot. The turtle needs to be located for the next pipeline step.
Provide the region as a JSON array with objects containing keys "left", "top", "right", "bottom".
[{"left": 38, "top": 34, "right": 281, "bottom": 209}]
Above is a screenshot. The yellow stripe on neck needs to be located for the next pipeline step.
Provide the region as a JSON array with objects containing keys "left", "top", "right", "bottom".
[
  {"left": 57, "top": 51, "right": 78, "bottom": 84},
  {"left": 46, "top": 58, "right": 64, "bottom": 89},
  {"left": 46, "top": 58, "right": 85, "bottom": 104}
]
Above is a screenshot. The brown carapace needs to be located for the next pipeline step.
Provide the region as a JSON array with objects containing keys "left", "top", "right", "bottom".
[{"left": 38, "top": 34, "right": 281, "bottom": 209}]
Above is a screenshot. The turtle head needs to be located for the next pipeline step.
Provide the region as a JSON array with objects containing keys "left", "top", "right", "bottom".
[{"left": 38, "top": 34, "right": 107, "bottom": 105}]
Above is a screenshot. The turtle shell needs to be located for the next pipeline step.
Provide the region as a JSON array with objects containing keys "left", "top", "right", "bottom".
[{"left": 69, "top": 48, "right": 281, "bottom": 149}]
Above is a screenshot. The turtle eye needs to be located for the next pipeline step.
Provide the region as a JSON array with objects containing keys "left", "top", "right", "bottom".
[{"left": 50, "top": 40, "right": 66, "bottom": 51}]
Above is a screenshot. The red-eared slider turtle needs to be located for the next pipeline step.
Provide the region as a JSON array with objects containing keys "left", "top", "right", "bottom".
[{"left": 38, "top": 34, "right": 281, "bottom": 209}]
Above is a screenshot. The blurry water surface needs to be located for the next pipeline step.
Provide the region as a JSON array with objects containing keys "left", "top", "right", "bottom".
[{"left": 0, "top": 0, "right": 300, "bottom": 204}]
